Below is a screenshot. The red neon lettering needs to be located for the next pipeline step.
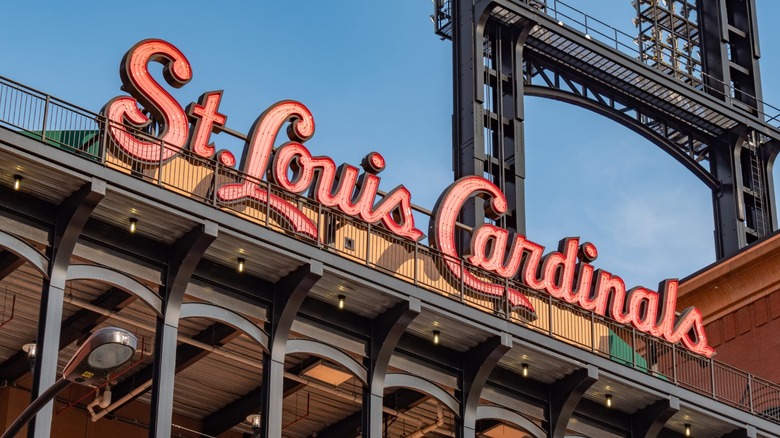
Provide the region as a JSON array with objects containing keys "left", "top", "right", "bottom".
[
  {"left": 270, "top": 145, "right": 423, "bottom": 241},
  {"left": 430, "top": 176, "right": 536, "bottom": 318},
  {"left": 626, "top": 287, "right": 659, "bottom": 332},
  {"left": 102, "top": 39, "right": 191, "bottom": 162},
  {"left": 217, "top": 101, "right": 318, "bottom": 239},
  {"left": 217, "top": 101, "right": 422, "bottom": 241},
  {"left": 592, "top": 271, "right": 631, "bottom": 325},
  {"left": 218, "top": 150, "right": 236, "bottom": 168},
  {"left": 187, "top": 91, "right": 227, "bottom": 159},
  {"left": 99, "top": 40, "right": 715, "bottom": 358},
  {"left": 540, "top": 238, "right": 579, "bottom": 300},
  {"left": 676, "top": 307, "right": 714, "bottom": 356},
  {"left": 432, "top": 176, "right": 713, "bottom": 357},
  {"left": 521, "top": 240, "right": 545, "bottom": 290}
]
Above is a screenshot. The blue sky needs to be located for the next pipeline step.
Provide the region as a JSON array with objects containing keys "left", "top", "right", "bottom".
[{"left": 2, "top": 1, "right": 779, "bottom": 290}]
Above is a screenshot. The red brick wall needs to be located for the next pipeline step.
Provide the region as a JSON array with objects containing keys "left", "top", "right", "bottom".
[{"left": 706, "top": 292, "right": 780, "bottom": 383}]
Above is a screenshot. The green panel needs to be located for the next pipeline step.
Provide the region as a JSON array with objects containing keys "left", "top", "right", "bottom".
[{"left": 24, "top": 129, "right": 101, "bottom": 160}]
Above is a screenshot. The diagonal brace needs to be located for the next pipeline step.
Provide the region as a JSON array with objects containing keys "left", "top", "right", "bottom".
[
  {"left": 547, "top": 365, "right": 598, "bottom": 438},
  {"left": 262, "top": 260, "right": 323, "bottom": 438},
  {"left": 363, "top": 297, "right": 421, "bottom": 438},
  {"left": 462, "top": 332, "right": 512, "bottom": 437},
  {"left": 630, "top": 396, "right": 679, "bottom": 438},
  {"left": 719, "top": 425, "right": 757, "bottom": 438}
]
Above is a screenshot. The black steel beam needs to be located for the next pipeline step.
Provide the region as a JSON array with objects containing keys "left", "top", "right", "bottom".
[
  {"left": 462, "top": 333, "right": 512, "bottom": 437},
  {"left": 397, "top": 332, "right": 463, "bottom": 373},
  {"left": 719, "top": 426, "right": 757, "bottom": 438},
  {"left": 82, "top": 218, "right": 168, "bottom": 266},
  {"left": 630, "top": 397, "right": 679, "bottom": 438},
  {"left": 546, "top": 365, "right": 599, "bottom": 438},
  {"left": 0, "top": 184, "right": 56, "bottom": 230},
  {"left": 571, "top": 397, "right": 631, "bottom": 434},
  {"left": 193, "top": 258, "right": 275, "bottom": 306},
  {"left": 30, "top": 178, "right": 105, "bottom": 438},
  {"left": 364, "top": 298, "right": 421, "bottom": 437},
  {"left": 298, "top": 296, "right": 371, "bottom": 339},
  {"left": 262, "top": 261, "right": 323, "bottom": 437},
  {"left": 149, "top": 221, "right": 218, "bottom": 437},
  {"left": 486, "top": 365, "right": 548, "bottom": 403}
]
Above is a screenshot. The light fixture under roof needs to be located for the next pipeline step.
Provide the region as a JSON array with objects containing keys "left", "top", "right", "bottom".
[
  {"left": 247, "top": 413, "right": 261, "bottom": 438},
  {"left": 684, "top": 423, "right": 691, "bottom": 437},
  {"left": 433, "top": 330, "right": 441, "bottom": 345},
  {"left": 13, "top": 175, "right": 22, "bottom": 191},
  {"left": 237, "top": 257, "right": 245, "bottom": 273},
  {"left": 605, "top": 394, "right": 612, "bottom": 408},
  {"left": 337, "top": 294, "right": 345, "bottom": 310},
  {"left": 521, "top": 363, "right": 528, "bottom": 377},
  {"left": 301, "top": 360, "right": 352, "bottom": 386},
  {"left": 129, "top": 218, "right": 137, "bottom": 234}
]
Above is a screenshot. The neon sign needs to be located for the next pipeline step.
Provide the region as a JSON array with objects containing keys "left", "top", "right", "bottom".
[{"left": 102, "top": 39, "right": 714, "bottom": 358}]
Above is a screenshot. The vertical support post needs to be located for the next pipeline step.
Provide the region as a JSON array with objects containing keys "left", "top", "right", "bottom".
[
  {"left": 711, "top": 358, "right": 717, "bottom": 398},
  {"left": 41, "top": 96, "right": 50, "bottom": 142},
  {"left": 459, "top": 333, "right": 512, "bottom": 438},
  {"left": 29, "top": 178, "right": 105, "bottom": 438},
  {"left": 452, "top": 0, "right": 535, "bottom": 250},
  {"left": 630, "top": 396, "right": 679, "bottom": 438},
  {"left": 212, "top": 160, "right": 219, "bottom": 207},
  {"left": 148, "top": 222, "right": 218, "bottom": 437},
  {"left": 698, "top": 0, "right": 777, "bottom": 253},
  {"left": 711, "top": 134, "right": 743, "bottom": 258},
  {"left": 362, "top": 298, "right": 420, "bottom": 438},
  {"left": 261, "top": 261, "right": 322, "bottom": 438},
  {"left": 545, "top": 365, "right": 598, "bottom": 438},
  {"left": 158, "top": 138, "right": 165, "bottom": 186},
  {"left": 366, "top": 223, "right": 371, "bottom": 266}
]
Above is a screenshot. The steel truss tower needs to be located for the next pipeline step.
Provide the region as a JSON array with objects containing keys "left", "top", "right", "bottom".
[{"left": 435, "top": 0, "right": 780, "bottom": 259}]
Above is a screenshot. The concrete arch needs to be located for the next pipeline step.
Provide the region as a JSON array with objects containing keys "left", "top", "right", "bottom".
[
  {"left": 476, "top": 405, "right": 546, "bottom": 438},
  {"left": 0, "top": 229, "right": 48, "bottom": 278},
  {"left": 180, "top": 302, "right": 269, "bottom": 352},
  {"left": 385, "top": 373, "right": 460, "bottom": 416},
  {"left": 66, "top": 264, "right": 162, "bottom": 316},
  {"left": 286, "top": 338, "right": 368, "bottom": 385}
]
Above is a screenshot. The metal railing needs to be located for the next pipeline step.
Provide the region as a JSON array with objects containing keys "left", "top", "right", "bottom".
[
  {"left": 433, "top": 0, "right": 780, "bottom": 128},
  {"left": 1, "top": 75, "right": 779, "bottom": 423}
]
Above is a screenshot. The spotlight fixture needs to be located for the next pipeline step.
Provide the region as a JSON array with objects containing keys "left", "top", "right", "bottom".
[
  {"left": 237, "top": 257, "right": 245, "bottom": 273},
  {"left": 247, "top": 413, "right": 261, "bottom": 438},
  {"left": 432, "top": 330, "right": 440, "bottom": 345},
  {"left": 22, "top": 343, "right": 36, "bottom": 371},
  {"left": 129, "top": 218, "right": 137, "bottom": 234},
  {"left": 684, "top": 424, "right": 691, "bottom": 437},
  {"left": 521, "top": 363, "right": 529, "bottom": 377},
  {"left": 605, "top": 394, "right": 612, "bottom": 408},
  {"left": 337, "top": 294, "right": 345, "bottom": 310},
  {"left": 13, "top": 175, "right": 22, "bottom": 191},
  {"left": 1, "top": 327, "right": 137, "bottom": 438}
]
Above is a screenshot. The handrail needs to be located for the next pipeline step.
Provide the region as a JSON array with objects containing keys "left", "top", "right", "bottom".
[
  {"left": 0, "top": 74, "right": 778, "bottom": 423},
  {"left": 434, "top": 0, "right": 780, "bottom": 130},
  {"left": 526, "top": 0, "right": 780, "bottom": 129}
]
